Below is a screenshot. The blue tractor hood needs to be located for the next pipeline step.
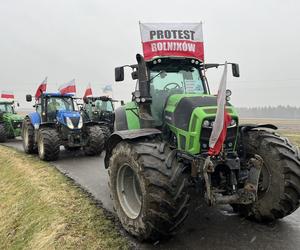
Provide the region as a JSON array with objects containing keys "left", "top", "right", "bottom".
[{"left": 56, "top": 110, "right": 82, "bottom": 129}]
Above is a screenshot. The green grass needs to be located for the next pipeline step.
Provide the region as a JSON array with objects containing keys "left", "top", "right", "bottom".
[
  {"left": 0, "top": 146, "right": 128, "bottom": 250},
  {"left": 281, "top": 132, "right": 300, "bottom": 147}
]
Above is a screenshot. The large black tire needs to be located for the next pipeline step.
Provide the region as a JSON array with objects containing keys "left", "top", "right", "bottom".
[
  {"left": 100, "top": 125, "right": 111, "bottom": 142},
  {"left": 84, "top": 125, "right": 105, "bottom": 156},
  {"left": 108, "top": 140, "right": 190, "bottom": 241},
  {"left": 0, "top": 123, "right": 7, "bottom": 142},
  {"left": 22, "top": 117, "right": 37, "bottom": 154},
  {"left": 235, "top": 130, "right": 300, "bottom": 221},
  {"left": 37, "top": 128, "right": 60, "bottom": 161}
]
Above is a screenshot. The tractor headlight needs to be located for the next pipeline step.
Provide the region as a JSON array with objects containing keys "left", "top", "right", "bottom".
[
  {"left": 66, "top": 117, "right": 74, "bottom": 129},
  {"left": 230, "top": 119, "right": 237, "bottom": 127},
  {"left": 203, "top": 120, "right": 210, "bottom": 128},
  {"left": 78, "top": 116, "right": 83, "bottom": 129}
]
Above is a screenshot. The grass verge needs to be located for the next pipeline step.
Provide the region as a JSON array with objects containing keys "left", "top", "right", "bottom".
[
  {"left": 281, "top": 132, "right": 300, "bottom": 147},
  {"left": 0, "top": 146, "right": 128, "bottom": 250}
]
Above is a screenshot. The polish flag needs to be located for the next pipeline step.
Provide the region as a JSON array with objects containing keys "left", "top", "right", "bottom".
[
  {"left": 58, "top": 79, "right": 76, "bottom": 95},
  {"left": 83, "top": 83, "right": 93, "bottom": 98},
  {"left": 1, "top": 91, "right": 14, "bottom": 99},
  {"left": 208, "top": 63, "right": 232, "bottom": 156},
  {"left": 35, "top": 77, "right": 47, "bottom": 100}
]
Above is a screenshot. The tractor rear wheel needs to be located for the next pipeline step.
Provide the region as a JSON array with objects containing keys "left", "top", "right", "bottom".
[
  {"left": 100, "top": 126, "right": 111, "bottom": 142},
  {"left": 0, "top": 123, "right": 7, "bottom": 142},
  {"left": 37, "top": 128, "right": 60, "bottom": 161},
  {"left": 235, "top": 130, "right": 300, "bottom": 221},
  {"left": 22, "top": 117, "right": 37, "bottom": 154},
  {"left": 108, "top": 140, "right": 190, "bottom": 241},
  {"left": 84, "top": 125, "right": 105, "bottom": 156}
]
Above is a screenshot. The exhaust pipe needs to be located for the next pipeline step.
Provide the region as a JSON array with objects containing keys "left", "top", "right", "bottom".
[{"left": 136, "top": 54, "right": 154, "bottom": 128}]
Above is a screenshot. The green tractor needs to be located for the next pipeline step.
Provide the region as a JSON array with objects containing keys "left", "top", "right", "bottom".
[
  {"left": 0, "top": 101, "right": 23, "bottom": 142},
  {"left": 82, "top": 96, "right": 117, "bottom": 141},
  {"left": 105, "top": 54, "right": 300, "bottom": 241}
]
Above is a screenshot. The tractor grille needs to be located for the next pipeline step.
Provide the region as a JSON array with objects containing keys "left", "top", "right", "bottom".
[
  {"left": 200, "top": 126, "right": 238, "bottom": 152},
  {"left": 69, "top": 117, "right": 80, "bottom": 127},
  {"left": 12, "top": 121, "right": 22, "bottom": 129}
]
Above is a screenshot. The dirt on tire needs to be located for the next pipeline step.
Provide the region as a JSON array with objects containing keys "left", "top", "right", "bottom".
[
  {"left": 0, "top": 123, "right": 7, "bottom": 142},
  {"left": 84, "top": 125, "right": 105, "bottom": 156},
  {"left": 235, "top": 129, "right": 300, "bottom": 221},
  {"left": 108, "top": 140, "right": 190, "bottom": 241},
  {"left": 22, "top": 117, "right": 37, "bottom": 154},
  {"left": 37, "top": 128, "right": 60, "bottom": 161}
]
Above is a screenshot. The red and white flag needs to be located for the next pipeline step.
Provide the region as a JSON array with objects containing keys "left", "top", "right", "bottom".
[
  {"left": 58, "top": 79, "right": 76, "bottom": 95},
  {"left": 208, "top": 63, "right": 232, "bottom": 156},
  {"left": 35, "top": 77, "right": 47, "bottom": 100},
  {"left": 140, "top": 22, "right": 204, "bottom": 61},
  {"left": 83, "top": 83, "right": 93, "bottom": 98},
  {"left": 1, "top": 91, "right": 14, "bottom": 99}
]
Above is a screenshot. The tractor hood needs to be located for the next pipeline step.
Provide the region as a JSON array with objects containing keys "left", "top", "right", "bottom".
[
  {"left": 164, "top": 94, "right": 237, "bottom": 131},
  {"left": 4, "top": 113, "right": 23, "bottom": 121},
  {"left": 56, "top": 110, "right": 82, "bottom": 129}
]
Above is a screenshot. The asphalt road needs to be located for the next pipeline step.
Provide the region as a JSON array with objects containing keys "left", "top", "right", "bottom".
[{"left": 2, "top": 138, "right": 300, "bottom": 250}]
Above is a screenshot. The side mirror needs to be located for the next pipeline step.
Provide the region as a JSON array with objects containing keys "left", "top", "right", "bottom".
[
  {"left": 26, "top": 94, "right": 32, "bottom": 102},
  {"left": 115, "top": 67, "right": 124, "bottom": 82},
  {"left": 232, "top": 63, "right": 240, "bottom": 77}
]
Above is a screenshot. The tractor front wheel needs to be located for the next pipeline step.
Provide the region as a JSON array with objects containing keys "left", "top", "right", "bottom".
[
  {"left": 83, "top": 125, "right": 105, "bottom": 156},
  {"left": 235, "top": 130, "right": 300, "bottom": 221},
  {"left": 108, "top": 140, "right": 190, "bottom": 241},
  {"left": 0, "top": 123, "right": 7, "bottom": 142},
  {"left": 100, "top": 125, "right": 111, "bottom": 142},
  {"left": 22, "top": 117, "right": 37, "bottom": 154},
  {"left": 37, "top": 128, "right": 60, "bottom": 161}
]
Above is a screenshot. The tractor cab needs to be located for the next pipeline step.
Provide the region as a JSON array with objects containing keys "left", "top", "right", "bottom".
[
  {"left": 147, "top": 57, "right": 207, "bottom": 126},
  {"left": 82, "top": 96, "right": 117, "bottom": 140},
  {"left": 0, "top": 101, "right": 15, "bottom": 114},
  {"left": 27, "top": 93, "right": 82, "bottom": 129}
]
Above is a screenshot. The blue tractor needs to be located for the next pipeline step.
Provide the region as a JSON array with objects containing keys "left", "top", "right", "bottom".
[{"left": 22, "top": 92, "right": 105, "bottom": 161}]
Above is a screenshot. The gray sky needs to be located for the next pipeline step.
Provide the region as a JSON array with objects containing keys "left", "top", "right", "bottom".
[{"left": 0, "top": 0, "right": 300, "bottom": 108}]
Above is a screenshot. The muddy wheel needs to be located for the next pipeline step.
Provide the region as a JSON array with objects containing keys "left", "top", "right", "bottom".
[
  {"left": 84, "top": 125, "right": 105, "bottom": 156},
  {"left": 0, "top": 123, "right": 7, "bottom": 142},
  {"left": 22, "top": 117, "right": 37, "bottom": 154},
  {"left": 37, "top": 128, "right": 60, "bottom": 161},
  {"left": 235, "top": 130, "right": 300, "bottom": 221},
  {"left": 108, "top": 140, "right": 190, "bottom": 241},
  {"left": 100, "top": 125, "right": 111, "bottom": 142}
]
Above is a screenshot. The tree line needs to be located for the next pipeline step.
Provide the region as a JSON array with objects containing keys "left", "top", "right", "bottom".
[{"left": 237, "top": 106, "right": 300, "bottom": 119}]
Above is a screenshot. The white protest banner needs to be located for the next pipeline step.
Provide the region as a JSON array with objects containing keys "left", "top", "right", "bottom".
[{"left": 140, "top": 22, "right": 204, "bottom": 61}]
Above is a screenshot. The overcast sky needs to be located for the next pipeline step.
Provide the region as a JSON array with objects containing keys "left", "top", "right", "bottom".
[{"left": 0, "top": 0, "right": 299, "bottom": 108}]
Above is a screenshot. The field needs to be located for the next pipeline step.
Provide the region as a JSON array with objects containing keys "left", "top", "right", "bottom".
[
  {"left": 0, "top": 146, "right": 128, "bottom": 250},
  {"left": 241, "top": 118, "right": 300, "bottom": 146}
]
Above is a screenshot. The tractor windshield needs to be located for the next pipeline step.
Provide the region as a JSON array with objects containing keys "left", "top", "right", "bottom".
[
  {"left": 47, "top": 97, "right": 74, "bottom": 112},
  {"left": 94, "top": 100, "right": 113, "bottom": 112},
  {"left": 150, "top": 67, "right": 204, "bottom": 94},
  {"left": 0, "top": 103, "right": 13, "bottom": 113},
  {"left": 149, "top": 66, "right": 204, "bottom": 126}
]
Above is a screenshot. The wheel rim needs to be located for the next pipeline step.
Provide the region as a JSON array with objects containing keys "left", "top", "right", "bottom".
[
  {"left": 258, "top": 162, "right": 271, "bottom": 198},
  {"left": 116, "top": 163, "right": 142, "bottom": 219}
]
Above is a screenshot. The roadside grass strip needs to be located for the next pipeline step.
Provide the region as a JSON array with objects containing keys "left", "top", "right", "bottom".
[
  {"left": 0, "top": 146, "right": 128, "bottom": 250},
  {"left": 283, "top": 133, "right": 300, "bottom": 147}
]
